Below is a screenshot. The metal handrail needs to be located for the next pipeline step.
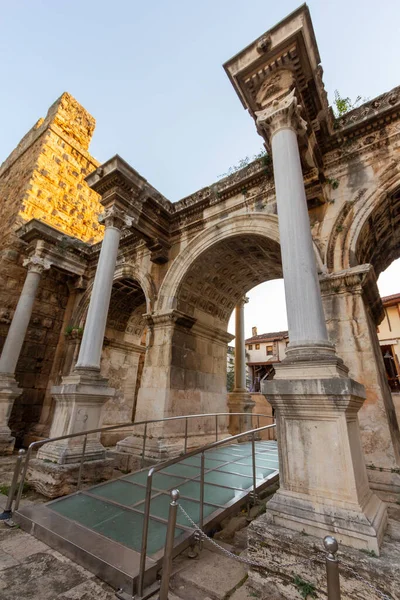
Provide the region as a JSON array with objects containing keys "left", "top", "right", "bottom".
[
  {"left": 11, "top": 411, "right": 274, "bottom": 512},
  {"left": 137, "top": 421, "right": 277, "bottom": 596}
]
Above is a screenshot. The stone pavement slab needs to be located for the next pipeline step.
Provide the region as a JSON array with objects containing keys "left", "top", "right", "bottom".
[{"left": 171, "top": 548, "right": 247, "bottom": 600}]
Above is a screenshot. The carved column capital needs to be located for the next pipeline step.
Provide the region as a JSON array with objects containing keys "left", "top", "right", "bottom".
[
  {"left": 256, "top": 89, "right": 307, "bottom": 144},
  {"left": 23, "top": 255, "right": 52, "bottom": 275},
  {"left": 98, "top": 205, "right": 134, "bottom": 231}
]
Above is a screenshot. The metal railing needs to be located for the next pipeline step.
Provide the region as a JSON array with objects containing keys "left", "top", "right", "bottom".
[
  {"left": 136, "top": 421, "right": 277, "bottom": 597},
  {"left": 1, "top": 411, "right": 274, "bottom": 518}
]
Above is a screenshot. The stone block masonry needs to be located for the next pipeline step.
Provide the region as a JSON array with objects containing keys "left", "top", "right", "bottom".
[{"left": 0, "top": 93, "right": 103, "bottom": 441}]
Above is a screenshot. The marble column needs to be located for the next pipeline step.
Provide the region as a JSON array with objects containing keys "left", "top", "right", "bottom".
[
  {"left": 233, "top": 297, "right": 247, "bottom": 392},
  {"left": 228, "top": 297, "right": 254, "bottom": 433},
  {"left": 255, "top": 90, "right": 387, "bottom": 554},
  {"left": 37, "top": 206, "right": 133, "bottom": 467},
  {"left": 0, "top": 255, "right": 51, "bottom": 453}
]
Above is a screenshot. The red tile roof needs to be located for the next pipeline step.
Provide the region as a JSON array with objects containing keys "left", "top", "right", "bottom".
[
  {"left": 381, "top": 293, "right": 400, "bottom": 307},
  {"left": 245, "top": 330, "right": 288, "bottom": 343}
]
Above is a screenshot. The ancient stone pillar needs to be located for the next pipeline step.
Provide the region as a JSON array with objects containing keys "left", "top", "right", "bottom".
[
  {"left": 228, "top": 297, "right": 254, "bottom": 433},
  {"left": 0, "top": 255, "right": 51, "bottom": 453},
  {"left": 234, "top": 297, "right": 247, "bottom": 392},
  {"left": 37, "top": 206, "right": 132, "bottom": 466},
  {"left": 320, "top": 264, "right": 400, "bottom": 500},
  {"left": 256, "top": 90, "right": 387, "bottom": 553}
]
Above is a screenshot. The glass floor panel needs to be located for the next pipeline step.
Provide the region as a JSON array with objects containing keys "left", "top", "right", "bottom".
[
  {"left": 215, "top": 462, "right": 267, "bottom": 479},
  {"left": 90, "top": 480, "right": 147, "bottom": 506},
  {"left": 178, "top": 480, "right": 240, "bottom": 505},
  {"left": 93, "top": 510, "right": 185, "bottom": 555},
  {"left": 135, "top": 494, "right": 217, "bottom": 527},
  {"left": 202, "top": 470, "right": 256, "bottom": 490},
  {"left": 161, "top": 463, "right": 200, "bottom": 479},
  {"left": 181, "top": 456, "right": 227, "bottom": 468},
  {"left": 49, "top": 493, "right": 125, "bottom": 528},
  {"left": 123, "top": 470, "right": 187, "bottom": 490}
]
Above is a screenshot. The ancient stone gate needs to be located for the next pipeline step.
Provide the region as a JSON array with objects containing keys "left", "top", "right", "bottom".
[{"left": 0, "top": 5, "right": 399, "bottom": 510}]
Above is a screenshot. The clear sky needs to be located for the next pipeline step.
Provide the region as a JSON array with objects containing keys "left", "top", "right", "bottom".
[{"left": 1, "top": 0, "right": 399, "bottom": 339}]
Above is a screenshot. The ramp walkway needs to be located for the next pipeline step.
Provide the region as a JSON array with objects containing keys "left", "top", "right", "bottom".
[{"left": 14, "top": 420, "right": 278, "bottom": 598}]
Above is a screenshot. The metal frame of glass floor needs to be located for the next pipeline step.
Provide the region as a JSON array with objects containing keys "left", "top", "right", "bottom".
[{"left": 15, "top": 440, "right": 279, "bottom": 595}]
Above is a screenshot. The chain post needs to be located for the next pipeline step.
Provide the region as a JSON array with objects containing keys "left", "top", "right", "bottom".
[
  {"left": 323, "top": 536, "right": 341, "bottom": 600},
  {"left": 159, "top": 490, "right": 180, "bottom": 600},
  {"left": 215, "top": 414, "right": 218, "bottom": 442},
  {"left": 251, "top": 432, "right": 257, "bottom": 505}
]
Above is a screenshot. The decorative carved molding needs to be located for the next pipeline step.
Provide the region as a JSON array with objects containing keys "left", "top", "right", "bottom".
[
  {"left": 256, "top": 90, "right": 307, "bottom": 146},
  {"left": 23, "top": 255, "right": 52, "bottom": 275},
  {"left": 98, "top": 205, "right": 134, "bottom": 231}
]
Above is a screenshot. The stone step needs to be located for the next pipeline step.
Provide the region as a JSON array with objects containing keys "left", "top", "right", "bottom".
[{"left": 170, "top": 548, "right": 247, "bottom": 600}]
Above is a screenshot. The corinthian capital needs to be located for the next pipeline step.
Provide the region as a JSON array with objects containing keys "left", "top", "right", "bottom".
[
  {"left": 256, "top": 89, "right": 307, "bottom": 144},
  {"left": 23, "top": 255, "right": 52, "bottom": 275},
  {"left": 98, "top": 205, "right": 134, "bottom": 231}
]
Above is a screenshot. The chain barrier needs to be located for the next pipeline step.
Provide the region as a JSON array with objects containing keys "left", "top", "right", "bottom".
[
  {"left": 178, "top": 504, "right": 393, "bottom": 600},
  {"left": 178, "top": 504, "right": 313, "bottom": 569}
]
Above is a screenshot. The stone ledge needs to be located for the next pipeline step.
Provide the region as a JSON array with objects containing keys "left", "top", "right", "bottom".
[
  {"left": 27, "top": 457, "right": 114, "bottom": 499},
  {"left": 247, "top": 515, "right": 400, "bottom": 600}
]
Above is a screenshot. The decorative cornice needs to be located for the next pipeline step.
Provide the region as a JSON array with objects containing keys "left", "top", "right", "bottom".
[{"left": 256, "top": 90, "right": 307, "bottom": 147}]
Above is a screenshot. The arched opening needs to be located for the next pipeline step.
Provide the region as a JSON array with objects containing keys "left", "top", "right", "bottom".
[{"left": 100, "top": 277, "right": 147, "bottom": 445}]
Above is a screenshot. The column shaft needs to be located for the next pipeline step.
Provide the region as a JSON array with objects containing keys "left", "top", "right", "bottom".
[
  {"left": 271, "top": 127, "right": 328, "bottom": 347},
  {"left": 0, "top": 266, "right": 45, "bottom": 374},
  {"left": 234, "top": 301, "right": 246, "bottom": 391},
  {"left": 75, "top": 226, "right": 121, "bottom": 370}
]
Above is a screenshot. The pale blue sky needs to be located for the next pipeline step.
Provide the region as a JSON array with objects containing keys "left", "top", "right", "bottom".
[{"left": 1, "top": 0, "right": 399, "bottom": 337}]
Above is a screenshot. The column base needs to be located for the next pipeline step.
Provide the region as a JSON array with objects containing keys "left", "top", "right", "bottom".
[
  {"left": 227, "top": 391, "right": 255, "bottom": 435},
  {"left": 117, "top": 429, "right": 231, "bottom": 461},
  {"left": 27, "top": 457, "right": 114, "bottom": 499},
  {"left": 0, "top": 374, "right": 21, "bottom": 455},
  {"left": 262, "top": 363, "right": 388, "bottom": 554},
  {"left": 37, "top": 369, "right": 115, "bottom": 465},
  {"left": 247, "top": 516, "right": 398, "bottom": 600}
]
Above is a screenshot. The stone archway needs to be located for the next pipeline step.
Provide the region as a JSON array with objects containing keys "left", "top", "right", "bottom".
[
  {"left": 123, "top": 214, "right": 283, "bottom": 458},
  {"left": 322, "top": 182, "right": 400, "bottom": 493}
]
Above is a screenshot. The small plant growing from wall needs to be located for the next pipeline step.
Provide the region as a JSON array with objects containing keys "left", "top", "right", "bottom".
[{"left": 65, "top": 325, "right": 84, "bottom": 338}]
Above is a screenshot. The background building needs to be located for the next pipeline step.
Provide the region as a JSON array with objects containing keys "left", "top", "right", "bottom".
[
  {"left": 378, "top": 293, "right": 400, "bottom": 394},
  {"left": 245, "top": 327, "right": 288, "bottom": 391}
]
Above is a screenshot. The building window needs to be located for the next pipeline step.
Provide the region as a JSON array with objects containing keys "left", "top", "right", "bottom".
[
  {"left": 266, "top": 345, "right": 273, "bottom": 355},
  {"left": 255, "top": 343, "right": 260, "bottom": 350},
  {"left": 248, "top": 344, "right": 253, "bottom": 350}
]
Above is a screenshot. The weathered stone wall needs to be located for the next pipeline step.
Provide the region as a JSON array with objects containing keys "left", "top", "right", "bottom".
[{"left": 0, "top": 93, "right": 103, "bottom": 441}]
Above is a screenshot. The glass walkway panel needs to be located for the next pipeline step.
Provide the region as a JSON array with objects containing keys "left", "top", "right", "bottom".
[{"left": 15, "top": 440, "right": 279, "bottom": 595}]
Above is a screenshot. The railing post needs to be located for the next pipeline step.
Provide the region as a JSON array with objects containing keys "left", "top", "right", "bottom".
[
  {"left": 184, "top": 418, "right": 188, "bottom": 454},
  {"left": 324, "top": 536, "right": 341, "bottom": 600},
  {"left": 0, "top": 449, "right": 25, "bottom": 520},
  {"left": 215, "top": 414, "right": 218, "bottom": 442},
  {"left": 251, "top": 432, "right": 257, "bottom": 505},
  {"left": 15, "top": 446, "right": 32, "bottom": 512},
  {"left": 137, "top": 470, "right": 153, "bottom": 597},
  {"left": 200, "top": 452, "right": 205, "bottom": 531},
  {"left": 158, "top": 490, "right": 180, "bottom": 600},
  {"left": 77, "top": 434, "right": 87, "bottom": 491},
  {"left": 141, "top": 422, "right": 148, "bottom": 469}
]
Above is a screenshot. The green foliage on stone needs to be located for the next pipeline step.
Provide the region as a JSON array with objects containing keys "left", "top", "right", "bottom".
[
  {"left": 333, "top": 90, "right": 362, "bottom": 118},
  {"left": 293, "top": 576, "right": 317, "bottom": 599}
]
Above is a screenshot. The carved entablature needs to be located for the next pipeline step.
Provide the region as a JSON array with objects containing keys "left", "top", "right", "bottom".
[
  {"left": 86, "top": 155, "right": 171, "bottom": 263},
  {"left": 320, "top": 264, "right": 384, "bottom": 325},
  {"left": 224, "top": 5, "right": 331, "bottom": 154},
  {"left": 17, "top": 219, "right": 89, "bottom": 277}
]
